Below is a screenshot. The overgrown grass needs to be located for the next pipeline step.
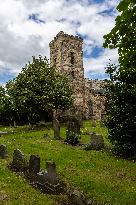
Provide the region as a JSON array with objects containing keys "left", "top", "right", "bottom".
[{"left": 0, "top": 121, "right": 136, "bottom": 205}]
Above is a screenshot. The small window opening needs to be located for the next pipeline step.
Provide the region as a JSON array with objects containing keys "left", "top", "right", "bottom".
[
  {"left": 71, "top": 70, "right": 74, "bottom": 78},
  {"left": 54, "top": 57, "right": 57, "bottom": 64},
  {"left": 70, "top": 52, "right": 75, "bottom": 65}
]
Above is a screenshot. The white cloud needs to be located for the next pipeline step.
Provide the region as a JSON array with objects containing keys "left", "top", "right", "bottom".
[
  {"left": 0, "top": 0, "right": 120, "bottom": 84},
  {"left": 84, "top": 48, "right": 118, "bottom": 75}
]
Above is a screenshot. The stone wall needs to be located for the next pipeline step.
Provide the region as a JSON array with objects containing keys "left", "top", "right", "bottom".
[{"left": 49, "top": 31, "right": 106, "bottom": 121}]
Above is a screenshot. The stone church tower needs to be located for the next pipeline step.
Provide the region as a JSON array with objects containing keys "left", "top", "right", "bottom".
[
  {"left": 49, "top": 31, "right": 86, "bottom": 117},
  {"left": 49, "top": 31, "right": 105, "bottom": 120}
]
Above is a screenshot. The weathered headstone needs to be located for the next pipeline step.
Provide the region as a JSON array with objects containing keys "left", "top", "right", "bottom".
[
  {"left": 46, "top": 161, "right": 58, "bottom": 185},
  {"left": 11, "top": 149, "right": 27, "bottom": 171},
  {"left": 84, "top": 133, "right": 104, "bottom": 150},
  {"left": 29, "top": 155, "right": 40, "bottom": 174},
  {"left": 69, "top": 190, "right": 88, "bottom": 205},
  {"left": 66, "top": 117, "right": 81, "bottom": 145},
  {"left": 37, "top": 170, "right": 48, "bottom": 185},
  {"left": 0, "top": 144, "right": 8, "bottom": 159},
  {"left": 53, "top": 118, "right": 60, "bottom": 139}
]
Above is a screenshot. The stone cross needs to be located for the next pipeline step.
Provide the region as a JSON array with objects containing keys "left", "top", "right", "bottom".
[
  {"left": 46, "top": 161, "right": 58, "bottom": 185},
  {"left": 0, "top": 144, "right": 8, "bottom": 159},
  {"left": 29, "top": 155, "right": 40, "bottom": 174}
]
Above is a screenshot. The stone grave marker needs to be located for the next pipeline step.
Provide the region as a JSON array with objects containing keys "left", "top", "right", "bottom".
[
  {"left": 66, "top": 117, "right": 81, "bottom": 145},
  {"left": 69, "top": 190, "right": 88, "bottom": 205},
  {"left": 53, "top": 118, "right": 60, "bottom": 139},
  {"left": 11, "top": 149, "right": 27, "bottom": 171},
  {"left": 84, "top": 133, "right": 104, "bottom": 150},
  {"left": 0, "top": 144, "right": 8, "bottom": 159},
  {"left": 29, "top": 155, "right": 40, "bottom": 174},
  {"left": 37, "top": 170, "right": 48, "bottom": 185},
  {"left": 46, "top": 161, "right": 58, "bottom": 185}
]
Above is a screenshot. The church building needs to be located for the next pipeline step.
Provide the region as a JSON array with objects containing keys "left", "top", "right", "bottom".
[{"left": 49, "top": 31, "right": 105, "bottom": 121}]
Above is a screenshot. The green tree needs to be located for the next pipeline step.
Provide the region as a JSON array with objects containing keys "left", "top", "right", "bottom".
[
  {"left": 103, "top": 0, "right": 136, "bottom": 158},
  {"left": 0, "top": 85, "right": 14, "bottom": 124},
  {"left": 7, "top": 56, "right": 73, "bottom": 124}
]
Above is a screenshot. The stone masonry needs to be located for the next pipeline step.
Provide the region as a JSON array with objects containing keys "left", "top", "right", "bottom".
[{"left": 49, "top": 31, "right": 106, "bottom": 121}]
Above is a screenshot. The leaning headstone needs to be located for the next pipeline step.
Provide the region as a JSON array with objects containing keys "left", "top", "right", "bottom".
[
  {"left": 29, "top": 155, "right": 40, "bottom": 174},
  {"left": 11, "top": 149, "right": 27, "bottom": 171},
  {"left": 37, "top": 170, "right": 48, "bottom": 185},
  {"left": 0, "top": 144, "right": 8, "bottom": 159},
  {"left": 84, "top": 133, "right": 104, "bottom": 150},
  {"left": 53, "top": 118, "right": 60, "bottom": 139},
  {"left": 46, "top": 161, "right": 58, "bottom": 185}
]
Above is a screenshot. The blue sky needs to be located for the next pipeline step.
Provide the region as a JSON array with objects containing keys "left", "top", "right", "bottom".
[{"left": 0, "top": 0, "right": 119, "bottom": 86}]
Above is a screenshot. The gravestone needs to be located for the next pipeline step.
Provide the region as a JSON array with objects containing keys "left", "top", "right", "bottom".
[
  {"left": 29, "top": 155, "right": 40, "bottom": 174},
  {"left": 11, "top": 149, "right": 27, "bottom": 171},
  {"left": 46, "top": 161, "right": 58, "bottom": 185},
  {"left": 66, "top": 117, "right": 81, "bottom": 145},
  {"left": 0, "top": 144, "right": 8, "bottom": 159},
  {"left": 84, "top": 133, "right": 104, "bottom": 150},
  {"left": 37, "top": 170, "right": 48, "bottom": 185},
  {"left": 69, "top": 190, "right": 88, "bottom": 205},
  {"left": 53, "top": 118, "right": 60, "bottom": 139}
]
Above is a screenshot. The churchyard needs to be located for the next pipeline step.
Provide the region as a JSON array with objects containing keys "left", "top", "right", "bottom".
[{"left": 0, "top": 120, "right": 136, "bottom": 205}]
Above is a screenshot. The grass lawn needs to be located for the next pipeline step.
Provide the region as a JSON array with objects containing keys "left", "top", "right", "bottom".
[{"left": 0, "top": 120, "right": 136, "bottom": 205}]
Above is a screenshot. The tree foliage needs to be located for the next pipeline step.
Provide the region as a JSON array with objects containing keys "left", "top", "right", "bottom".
[
  {"left": 6, "top": 56, "right": 74, "bottom": 123},
  {"left": 103, "top": 0, "right": 136, "bottom": 158},
  {"left": 0, "top": 85, "right": 14, "bottom": 124}
]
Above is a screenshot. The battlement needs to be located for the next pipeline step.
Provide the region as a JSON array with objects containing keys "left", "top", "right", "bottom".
[{"left": 49, "top": 31, "right": 83, "bottom": 47}]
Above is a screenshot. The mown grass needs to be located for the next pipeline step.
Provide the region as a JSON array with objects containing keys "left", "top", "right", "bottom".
[{"left": 0, "top": 121, "right": 136, "bottom": 205}]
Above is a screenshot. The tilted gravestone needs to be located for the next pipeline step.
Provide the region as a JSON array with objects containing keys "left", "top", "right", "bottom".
[
  {"left": 53, "top": 118, "right": 60, "bottom": 139},
  {"left": 11, "top": 149, "right": 27, "bottom": 171},
  {"left": 29, "top": 155, "right": 40, "bottom": 174},
  {"left": 0, "top": 144, "right": 8, "bottom": 159},
  {"left": 84, "top": 133, "right": 104, "bottom": 150},
  {"left": 46, "top": 161, "right": 58, "bottom": 185}
]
